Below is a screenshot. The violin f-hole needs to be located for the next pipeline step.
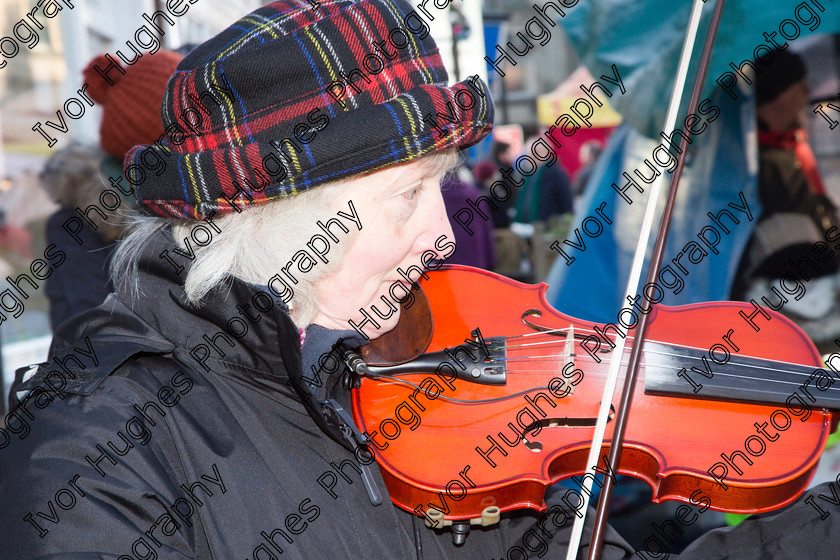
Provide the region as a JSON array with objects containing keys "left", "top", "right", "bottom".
[{"left": 521, "top": 404, "right": 617, "bottom": 452}]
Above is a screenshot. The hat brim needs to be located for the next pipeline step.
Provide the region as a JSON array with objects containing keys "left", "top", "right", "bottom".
[{"left": 128, "top": 77, "right": 493, "bottom": 220}]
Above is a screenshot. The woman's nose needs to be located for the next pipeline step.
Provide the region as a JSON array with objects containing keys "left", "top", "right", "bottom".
[
  {"left": 417, "top": 187, "right": 455, "bottom": 253},
  {"left": 431, "top": 188, "right": 455, "bottom": 247}
]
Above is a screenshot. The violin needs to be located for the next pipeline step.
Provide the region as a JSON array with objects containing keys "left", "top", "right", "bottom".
[{"left": 351, "top": 265, "right": 833, "bottom": 537}]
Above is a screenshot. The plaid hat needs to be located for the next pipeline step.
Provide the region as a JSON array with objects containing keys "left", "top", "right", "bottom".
[
  {"left": 126, "top": 0, "right": 494, "bottom": 220},
  {"left": 755, "top": 49, "right": 806, "bottom": 106},
  {"left": 83, "top": 51, "right": 183, "bottom": 159}
]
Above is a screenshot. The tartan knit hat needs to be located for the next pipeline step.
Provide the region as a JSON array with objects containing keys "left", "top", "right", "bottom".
[
  {"left": 126, "top": 0, "right": 494, "bottom": 220},
  {"left": 83, "top": 51, "right": 183, "bottom": 159}
]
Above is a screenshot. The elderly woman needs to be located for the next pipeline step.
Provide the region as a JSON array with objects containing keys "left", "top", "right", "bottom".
[
  {"left": 6, "top": 2, "right": 833, "bottom": 559},
  {"left": 0, "top": 1, "right": 634, "bottom": 558}
]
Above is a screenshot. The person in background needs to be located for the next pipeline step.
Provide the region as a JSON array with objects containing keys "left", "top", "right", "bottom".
[
  {"left": 40, "top": 145, "right": 126, "bottom": 329},
  {"left": 514, "top": 136, "right": 574, "bottom": 224},
  {"left": 442, "top": 164, "right": 496, "bottom": 270},
  {"left": 732, "top": 48, "right": 840, "bottom": 336},
  {"left": 40, "top": 50, "right": 182, "bottom": 329},
  {"left": 491, "top": 140, "right": 515, "bottom": 169},
  {"left": 472, "top": 159, "right": 511, "bottom": 228},
  {"left": 573, "top": 140, "right": 603, "bottom": 197}
]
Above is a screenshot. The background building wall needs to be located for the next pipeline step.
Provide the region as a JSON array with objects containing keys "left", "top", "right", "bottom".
[{"left": 0, "top": 0, "right": 262, "bottom": 409}]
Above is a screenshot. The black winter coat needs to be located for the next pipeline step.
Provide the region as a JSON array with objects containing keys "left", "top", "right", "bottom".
[
  {"left": 0, "top": 229, "right": 635, "bottom": 559},
  {"left": 8, "top": 228, "right": 838, "bottom": 559},
  {"left": 735, "top": 143, "right": 840, "bottom": 285}
]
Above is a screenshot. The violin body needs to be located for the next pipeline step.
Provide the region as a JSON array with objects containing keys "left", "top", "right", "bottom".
[{"left": 350, "top": 265, "right": 830, "bottom": 521}]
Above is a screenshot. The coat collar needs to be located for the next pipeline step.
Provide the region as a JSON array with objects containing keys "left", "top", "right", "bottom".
[
  {"left": 20, "top": 226, "right": 367, "bottom": 454},
  {"left": 28, "top": 226, "right": 304, "bottom": 399},
  {"left": 120, "top": 226, "right": 303, "bottom": 384}
]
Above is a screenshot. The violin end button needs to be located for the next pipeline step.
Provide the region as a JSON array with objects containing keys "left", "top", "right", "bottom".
[{"left": 451, "top": 522, "right": 470, "bottom": 546}]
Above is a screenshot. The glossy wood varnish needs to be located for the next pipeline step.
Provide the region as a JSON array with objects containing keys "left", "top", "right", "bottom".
[{"left": 351, "top": 266, "right": 830, "bottom": 520}]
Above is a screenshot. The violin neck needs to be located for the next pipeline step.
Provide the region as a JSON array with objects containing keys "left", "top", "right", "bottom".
[{"left": 644, "top": 342, "right": 840, "bottom": 410}]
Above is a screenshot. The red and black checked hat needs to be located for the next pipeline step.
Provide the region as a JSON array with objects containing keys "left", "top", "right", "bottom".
[{"left": 126, "top": 0, "right": 494, "bottom": 220}]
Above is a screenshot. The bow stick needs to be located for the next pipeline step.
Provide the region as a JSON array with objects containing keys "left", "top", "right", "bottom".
[{"left": 564, "top": 0, "right": 728, "bottom": 558}]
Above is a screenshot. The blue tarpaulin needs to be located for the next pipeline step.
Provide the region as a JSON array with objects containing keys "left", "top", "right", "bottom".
[
  {"left": 545, "top": 0, "right": 840, "bottom": 323},
  {"left": 562, "top": 0, "right": 835, "bottom": 137},
  {"left": 545, "top": 88, "right": 758, "bottom": 323}
]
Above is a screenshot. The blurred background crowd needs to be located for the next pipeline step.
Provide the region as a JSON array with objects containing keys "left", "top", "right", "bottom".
[{"left": 3, "top": 0, "right": 840, "bottom": 552}]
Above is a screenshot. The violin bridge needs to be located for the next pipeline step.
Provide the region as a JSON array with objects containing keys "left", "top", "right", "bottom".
[{"left": 564, "top": 325, "right": 575, "bottom": 388}]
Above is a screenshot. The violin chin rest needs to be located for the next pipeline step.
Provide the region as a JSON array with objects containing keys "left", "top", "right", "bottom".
[{"left": 361, "top": 285, "right": 433, "bottom": 366}]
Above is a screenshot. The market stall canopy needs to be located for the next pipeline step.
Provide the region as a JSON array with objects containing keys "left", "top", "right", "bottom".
[{"left": 537, "top": 66, "right": 622, "bottom": 128}]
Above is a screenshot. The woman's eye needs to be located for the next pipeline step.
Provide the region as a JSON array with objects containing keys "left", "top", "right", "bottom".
[{"left": 403, "top": 187, "right": 419, "bottom": 200}]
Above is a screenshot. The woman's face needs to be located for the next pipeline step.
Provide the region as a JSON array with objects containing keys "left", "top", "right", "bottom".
[{"left": 311, "top": 156, "right": 455, "bottom": 338}]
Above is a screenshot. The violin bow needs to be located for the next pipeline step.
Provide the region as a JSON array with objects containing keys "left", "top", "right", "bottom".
[{"left": 563, "top": 0, "right": 728, "bottom": 558}]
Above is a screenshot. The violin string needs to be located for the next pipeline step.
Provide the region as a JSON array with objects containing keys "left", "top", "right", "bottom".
[
  {"left": 371, "top": 360, "right": 833, "bottom": 403},
  {"left": 496, "top": 326, "right": 823, "bottom": 372},
  {"left": 364, "top": 363, "right": 825, "bottom": 409},
  {"left": 500, "top": 341, "right": 827, "bottom": 381},
  {"left": 509, "top": 360, "right": 827, "bottom": 387},
  {"left": 365, "top": 353, "right": 834, "bottom": 406},
  {"left": 500, "top": 354, "right": 582, "bottom": 361},
  {"left": 496, "top": 321, "right": 653, "bottom": 341},
  {"left": 494, "top": 324, "right": 660, "bottom": 345},
  {"left": 505, "top": 340, "right": 581, "bottom": 350},
  {"left": 375, "top": 337, "right": 834, "bottom": 404},
  {"left": 502, "top": 357, "right": 834, "bottom": 395},
  {"left": 365, "top": 373, "right": 559, "bottom": 405},
  {"left": 501, "top": 328, "right": 567, "bottom": 339},
  {"left": 490, "top": 320, "right": 826, "bottom": 377},
  {"left": 493, "top": 339, "right": 839, "bottom": 399},
  {"left": 504, "top": 333, "right": 667, "bottom": 351}
]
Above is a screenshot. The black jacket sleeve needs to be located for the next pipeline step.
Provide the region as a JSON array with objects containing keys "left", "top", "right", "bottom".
[
  {"left": 677, "top": 482, "right": 840, "bottom": 560},
  {"left": 1, "top": 377, "right": 197, "bottom": 559}
]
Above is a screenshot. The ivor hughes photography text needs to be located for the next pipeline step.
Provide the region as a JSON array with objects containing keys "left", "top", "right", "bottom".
[{"left": 6, "top": 1, "right": 840, "bottom": 560}]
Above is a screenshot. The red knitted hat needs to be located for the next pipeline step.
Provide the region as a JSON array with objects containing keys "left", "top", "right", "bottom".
[{"left": 83, "top": 50, "right": 183, "bottom": 158}]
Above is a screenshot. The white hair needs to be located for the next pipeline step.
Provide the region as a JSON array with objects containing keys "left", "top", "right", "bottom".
[{"left": 111, "top": 149, "right": 458, "bottom": 329}]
